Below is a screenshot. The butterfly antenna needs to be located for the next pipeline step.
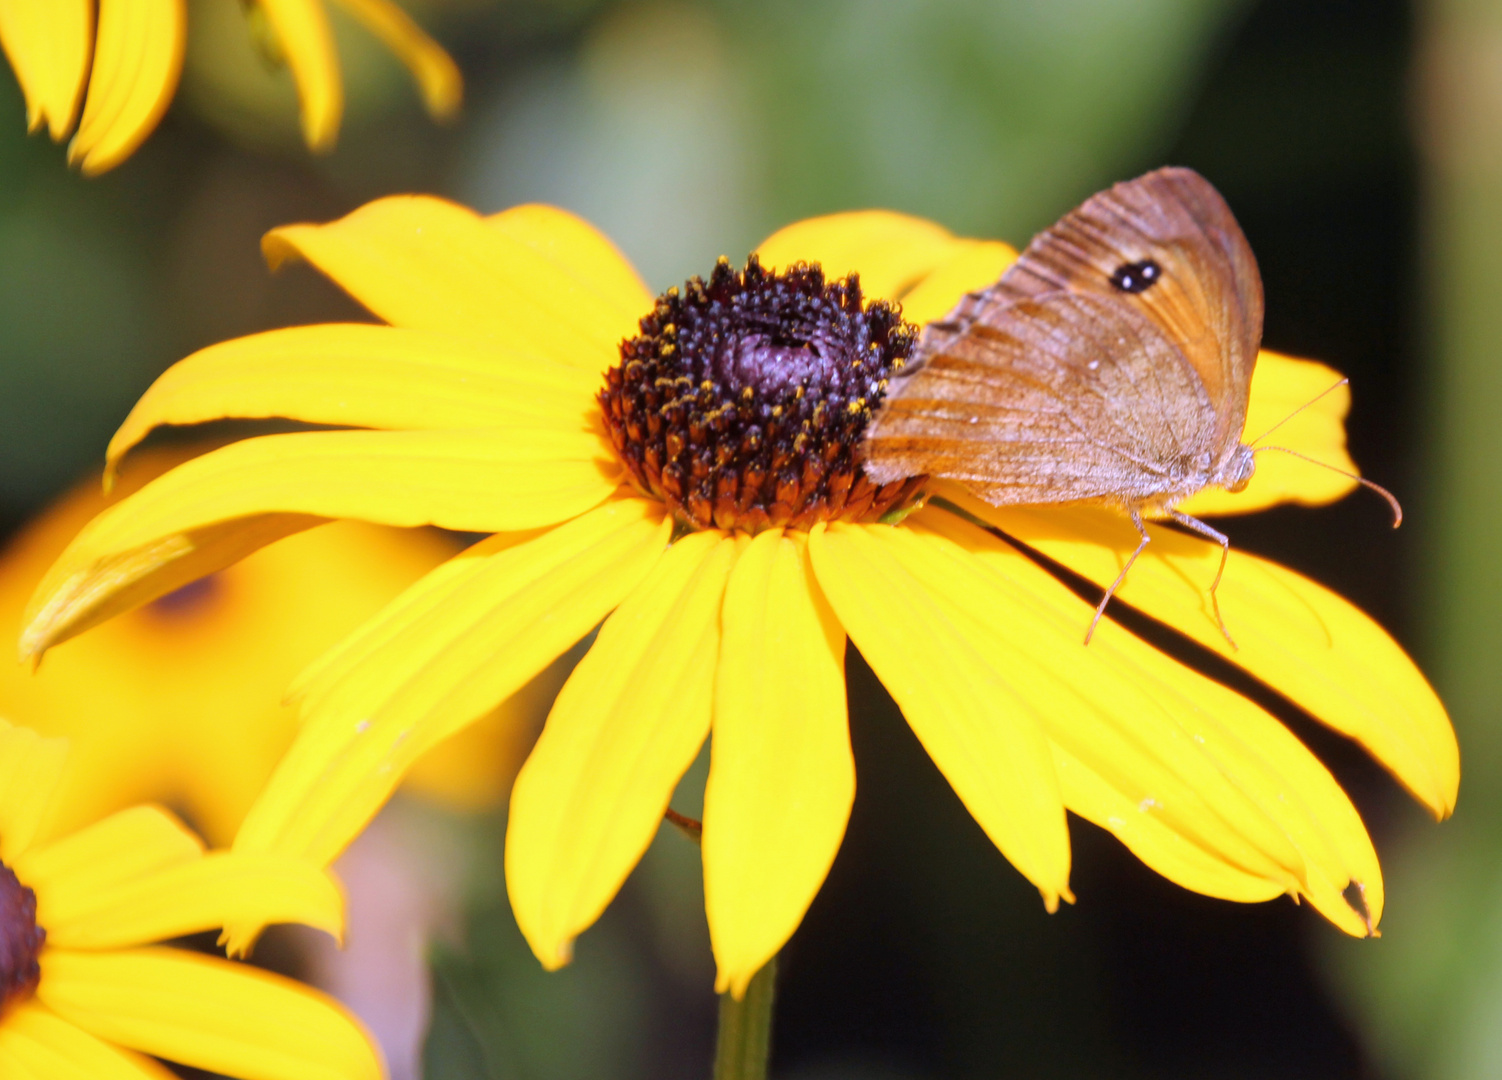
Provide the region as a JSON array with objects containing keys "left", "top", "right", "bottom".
[
  {"left": 1252, "top": 445, "right": 1403, "bottom": 527},
  {"left": 1248, "top": 378, "right": 1350, "bottom": 447}
]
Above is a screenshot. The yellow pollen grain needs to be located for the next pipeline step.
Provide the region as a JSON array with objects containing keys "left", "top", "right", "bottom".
[{"left": 701, "top": 380, "right": 714, "bottom": 392}]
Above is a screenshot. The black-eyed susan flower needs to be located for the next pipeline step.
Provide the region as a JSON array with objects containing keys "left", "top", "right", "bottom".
[
  {"left": 0, "top": 448, "right": 528, "bottom": 846},
  {"left": 0, "top": 0, "right": 460, "bottom": 175},
  {"left": 18, "top": 198, "right": 1457, "bottom": 997},
  {"left": 0, "top": 717, "right": 381, "bottom": 1078}
]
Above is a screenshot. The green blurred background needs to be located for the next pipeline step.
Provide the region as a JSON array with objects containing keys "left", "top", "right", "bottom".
[{"left": 3, "top": 0, "right": 1499, "bottom": 1077}]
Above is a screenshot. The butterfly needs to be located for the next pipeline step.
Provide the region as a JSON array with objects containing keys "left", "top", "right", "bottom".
[{"left": 861, "top": 166, "right": 1385, "bottom": 645}]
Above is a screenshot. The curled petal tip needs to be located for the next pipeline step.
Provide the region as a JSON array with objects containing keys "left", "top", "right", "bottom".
[
  {"left": 542, "top": 938, "right": 575, "bottom": 971},
  {"left": 261, "top": 231, "right": 303, "bottom": 272}
]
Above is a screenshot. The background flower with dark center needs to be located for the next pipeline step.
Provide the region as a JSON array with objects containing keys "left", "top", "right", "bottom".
[
  {"left": 16, "top": 197, "right": 1457, "bottom": 996},
  {"left": 0, "top": 717, "right": 382, "bottom": 1079},
  {"left": 0, "top": 445, "right": 537, "bottom": 846},
  {"left": 0, "top": 0, "right": 460, "bottom": 175}
]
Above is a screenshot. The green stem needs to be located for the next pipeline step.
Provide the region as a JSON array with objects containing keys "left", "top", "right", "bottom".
[{"left": 712, "top": 956, "right": 777, "bottom": 1080}]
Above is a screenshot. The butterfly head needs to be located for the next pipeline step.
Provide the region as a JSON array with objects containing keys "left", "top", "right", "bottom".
[{"left": 1218, "top": 443, "right": 1257, "bottom": 493}]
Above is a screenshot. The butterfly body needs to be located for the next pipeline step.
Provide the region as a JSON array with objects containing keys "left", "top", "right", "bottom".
[{"left": 862, "top": 166, "right": 1263, "bottom": 521}]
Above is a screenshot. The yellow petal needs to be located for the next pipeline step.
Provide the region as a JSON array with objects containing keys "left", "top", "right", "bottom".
[
  {"left": 486, "top": 203, "right": 653, "bottom": 324},
  {"left": 21, "top": 511, "right": 322, "bottom": 662},
  {"left": 67, "top": 0, "right": 185, "bottom": 176},
  {"left": 41, "top": 852, "right": 344, "bottom": 951},
  {"left": 258, "top": 0, "right": 341, "bottom": 151},
  {"left": 328, "top": 0, "right": 460, "bottom": 119},
  {"left": 895, "top": 239, "right": 1019, "bottom": 327},
  {"left": 1180, "top": 352, "right": 1361, "bottom": 516},
  {"left": 1055, "top": 749, "right": 1286, "bottom": 904},
  {"left": 232, "top": 497, "right": 672, "bottom": 876},
  {"left": 755, "top": 210, "right": 969, "bottom": 302},
  {"left": 264, "top": 196, "right": 642, "bottom": 367},
  {"left": 0, "top": 0, "right": 92, "bottom": 138},
  {"left": 0, "top": 718, "right": 68, "bottom": 863},
  {"left": 22, "top": 426, "right": 621, "bottom": 659},
  {"left": 284, "top": 530, "right": 530, "bottom": 710},
  {"left": 807, "top": 521, "right": 1072, "bottom": 908},
  {"left": 892, "top": 512, "right": 1300, "bottom": 890},
  {"left": 39, "top": 947, "right": 383, "bottom": 1080},
  {"left": 944, "top": 486, "right": 1458, "bottom": 820},
  {"left": 0, "top": 1001, "right": 177, "bottom": 1080},
  {"left": 506, "top": 530, "right": 741, "bottom": 969},
  {"left": 106, "top": 323, "right": 600, "bottom": 474},
  {"left": 705, "top": 530, "right": 851, "bottom": 998},
  {"left": 19, "top": 805, "right": 203, "bottom": 923},
  {"left": 899, "top": 507, "right": 1384, "bottom": 935}
]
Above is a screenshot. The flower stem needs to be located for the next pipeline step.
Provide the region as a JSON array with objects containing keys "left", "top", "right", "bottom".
[{"left": 713, "top": 957, "right": 777, "bottom": 1080}]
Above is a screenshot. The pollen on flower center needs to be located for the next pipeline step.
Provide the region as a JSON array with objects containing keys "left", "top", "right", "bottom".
[
  {"left": 0, "top": 861, "right": 43, "bottom": 1013},
  {"left": 599, "top": 255, "right": 927, "bottom": 532}
]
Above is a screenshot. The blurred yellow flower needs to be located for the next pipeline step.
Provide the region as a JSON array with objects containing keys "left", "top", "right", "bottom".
[
  {"left": 0, "top": 718, "right": 381, "bottom": 1079},
  {"left": 18, "top": 198, "right": 1457, "bottom": 997},
  {"left": 0, "top": 447, "right": 529, "bottom": 846},
  {"left": 0, "top": 0, "right": 460, "bottom": 174}
]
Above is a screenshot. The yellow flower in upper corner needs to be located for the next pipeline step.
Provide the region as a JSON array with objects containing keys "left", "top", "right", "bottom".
[
  {"left": 0, "top": 447, "right": 530, "bottom": 847},
  {"left": 0, "top": 0, "right": 461, "bottom": 175},
  {"left": 17, "top": 196, "right": 1458, "bottom": 998},
  {"left": 0, "top": 718, "right": 381, "bottom": 1079}
]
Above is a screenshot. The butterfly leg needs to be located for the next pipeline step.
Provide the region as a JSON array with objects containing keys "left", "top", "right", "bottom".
[
  {"left": 1086, "top": 507, "right": 1150, "bottom": 645},
  {"left": 1166, "top": 509, "right": 1238, "bottom": 650}
]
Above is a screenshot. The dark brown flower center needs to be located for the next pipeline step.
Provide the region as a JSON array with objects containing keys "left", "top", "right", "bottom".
[
  {"left": 600, "top": 255, "right": 926, "bottom": 532},
  {"left": 0, "top": 861, "right": 43, "bottom": 1013}
]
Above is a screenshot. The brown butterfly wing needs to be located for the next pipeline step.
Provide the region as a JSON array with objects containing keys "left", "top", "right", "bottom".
[
  {"left": 862, "top": 166, "right": 1264, "bottom": 505},
  {"left": 926, "top": 167, "right": 1262, "bottom": 451},
  {"left": 863, "top": 289, "right": 1220, "bottom": 505}
]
